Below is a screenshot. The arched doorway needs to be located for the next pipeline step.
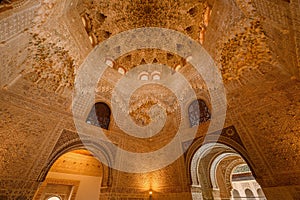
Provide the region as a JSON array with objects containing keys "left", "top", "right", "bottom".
[
  {"left": 34, "top": 149, "right": 103, "bottom": 200},
  {"left": 189, "top": 143, "right": 267, "bottom": 200}
]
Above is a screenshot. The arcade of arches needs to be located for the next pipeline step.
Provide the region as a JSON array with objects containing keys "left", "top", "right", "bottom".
[{"left": 0, "top": 0, "right": 300, "bottom": 199}]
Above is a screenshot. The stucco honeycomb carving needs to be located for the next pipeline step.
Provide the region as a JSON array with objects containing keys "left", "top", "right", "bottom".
[
  {"left": 0, "top": 0, "right": 30, "bottom": 12},
  {"left": 234, "top": 0, "right": 256, "bottom": 17},
  {"left": 78, "top": 0, "right": 210, "bottom": 44},
  {"left": 129, "top": 99, "right": 157, "bottom": 126},
  {"left": 129, "top": 84, "right": 179, "bottom": 126},
  {"left": 253, "top": 0, "right": 289, "bottom": 27},
  {"left": 0, "top": 179, "right": 39, "bottom": 200},
  {"left": 0, "top": 101, "right": 57, "bottom": 179},
  {"left": 219, "top": 19, "right": 272, "bottom": 81},
  {"left": 114, "top": 49, "right": 187, "bottom": 71},
  {"left": 0, "top": 2, "right": 38, "bottom": 42},
  {"left": 239, "top": 80, "right": 300, "bottom": 172},
  {"left": 22, "top": 33, "right": 76, "bottom": 94},
  {"left": 0, "top": 108, "right": 13, "bottom": 129},
  {"left": 95, "top": 79, "right": 114, "bottom": 101}
]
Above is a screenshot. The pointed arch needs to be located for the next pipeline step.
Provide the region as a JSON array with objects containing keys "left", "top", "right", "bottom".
[
  {"left": 232, "top": 189, "right": 241, "bottom": 199},
  {"left": 245, "top": 188, "right": 255, "bottom": 199},
  {"left": 37, "top": 131, "right": 113, "bottom": 188}
]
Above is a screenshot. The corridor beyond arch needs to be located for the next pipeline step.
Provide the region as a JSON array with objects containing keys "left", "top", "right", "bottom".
[{"left": 188, "top": 142, "right": 266, "bottom": 200}]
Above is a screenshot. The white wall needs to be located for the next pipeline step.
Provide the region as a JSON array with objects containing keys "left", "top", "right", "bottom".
[
  {"left": 47, "top": 172, "right": 102, "bottom": 200},
  {"left": 231, "top": 180, "right": 266, "bottom": 200}
]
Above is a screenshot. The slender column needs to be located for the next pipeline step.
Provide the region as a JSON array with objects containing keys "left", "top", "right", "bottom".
[{"left": 191, "top": 185, "right": 203, "bottom": 200}]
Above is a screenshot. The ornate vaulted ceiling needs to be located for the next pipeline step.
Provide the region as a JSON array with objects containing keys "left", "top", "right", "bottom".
[
  {"left": 1, "top": 0, "right": 298, "bottom": 102},
  {"left": 0, "top": 0, "right": 299, "bottom": 186}
]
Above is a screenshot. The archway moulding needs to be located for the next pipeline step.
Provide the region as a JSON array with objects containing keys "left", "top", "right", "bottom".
[
  {"left": 184, "top": 125, "right": 257, "bottom": 186},
  {"left": 37, "top": 129, "right": 114, "bottom": 188}
]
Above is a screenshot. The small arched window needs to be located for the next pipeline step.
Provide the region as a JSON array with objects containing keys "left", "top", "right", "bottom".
[
  {"left": 245, "top": 189, "right": 254, "bottom": 199},
  {"left": 200, "top": 29, "right": 205, "bottom": 44},
  {"left": 175, "top": 65, "right": 181, "bottom": 71},
  {"left": 140, "top": 74, "right": 148, "bottom": 80},
  {"left": 188, "top": 99, "right": 211, "bottom": 127},
  {"left": 151, "top": 71, "right": 161, "bottom": 80},
  {"left": 81, "top": 14, "right": 91, "bottom": 30},
  {"left": 88, "top": 33, "right": 97, "bottom": 46},
  {"left": 139, "top": 72, "right": 149, "bottom": 81},
  {"left": 105, "top": 58, "right": 114, "bottom": 68},
  {"left": 257, "top": 188, "right": 265, "bottom": 197},
  {"left": 152, "top": 74, "right": 160, "bottom": 80},
  {"left": 81, "top": 16, "right": 87, "bottom": 27},
  {"left": 118, "top": 67, "right": 126, "bottom": 75},
  {"left": 86, "top": 102, "right": 111, "bottom": 130},
  {"left": 232, "top": 189, "right": 241, "bottom": 199},
  {"left": 47, "top": 196, "right": 61, "bottom": 200}
]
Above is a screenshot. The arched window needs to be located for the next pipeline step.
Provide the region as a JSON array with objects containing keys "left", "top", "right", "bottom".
[
  {"left": 81, "top": 16, "right": 87, "bottom": 27},
  {"left": 118, "top": 67, "right": 126, "bottom": 75},
  {"left": 200, "top": 29, "right": 205, "bottom": 44},
  {"left": 257, "top": 188, "right": 265, "bottom": 198},
  {"left": 105, "top": 58, "right": 114, "bottom": 68},
  {"left": 245, "top": 189, "right": 254, "bottom": 199},
  {"left": 47, "top": 196, "right": 61, "bottom": 200},
  {"left": 86, "top": 102, "right": 111, "bottom": 130},
  {"left": 151, "top": 71, "right": 161, "bottom": 80},
  {"left": 140, "top": 74, "right": 148, "bottom": 80},
  {"left": 232, "top": 189, "right": 241, "bottom": 199},
  {"left": 88, "top": 33, "right": 97, "bottom": 46},
  {"left": 188, "top": 99, "right": 211, "bottom": 127},
  {"left": 152, "top": 74, "right": 160, "bottom": 80},
  {"left": 139, "top": 72, "right": 149, "bottom": 81},
  {"left": 186, "top": 55, "right": 193, "bottom": 62},
  {"left": 175, "top": 64, "right": 181, "bottom": 71}
]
